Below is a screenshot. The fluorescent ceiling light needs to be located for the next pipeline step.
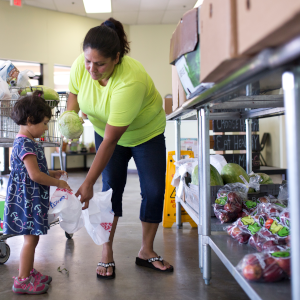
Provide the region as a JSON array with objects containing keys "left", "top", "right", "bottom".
[
  {"left": 194, "top": 0, "right": 203, "bottom": 7},
  {"left": 83, "top": 0, "right": 111, "bottom": 13}
]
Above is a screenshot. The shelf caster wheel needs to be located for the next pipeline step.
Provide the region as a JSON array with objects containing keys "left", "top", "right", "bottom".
[
  {"left": 65, "top": 232, "right": 73, "bottom": 239},
  {"left": 0, "top": 243, "right": 10, "bottom": 264},
  {"left": 204, "top": 279, "right": 210, "bottom": 285}
]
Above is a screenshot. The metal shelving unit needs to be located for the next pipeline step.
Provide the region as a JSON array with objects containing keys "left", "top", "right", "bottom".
[{"left": 167, "top": 35, "right": 300, "bottom": 300}]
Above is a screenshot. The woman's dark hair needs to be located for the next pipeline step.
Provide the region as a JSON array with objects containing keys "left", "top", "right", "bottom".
[
  {"left": 83, "top": 18, "right": 130, "bottom": 63},
  {"left": 11, "top": 90, "right": 52, "bottom": 125}
]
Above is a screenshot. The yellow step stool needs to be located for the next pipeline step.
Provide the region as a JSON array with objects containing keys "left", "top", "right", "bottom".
[{"left": 163, "top": 151, "right": 197, "bottom": 228}]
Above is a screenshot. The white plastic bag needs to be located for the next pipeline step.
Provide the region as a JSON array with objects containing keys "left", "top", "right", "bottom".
[
  {"left": 17, "top": 69, "right": 35, "bottom": 88},
  {"left": 0, "top": 61, "right": 19, "bottom": 84},
  {"left": 48, "top": 175, "right": 114, "bottom": 244},
  {"left": 48, "top": 186, "right": 84, "bottom": 234},
  {"left": 210, "top": 155, "right": 227, "bottom": 174},
  {"left": 83, "top": 189, "right": 114, "bottom": 245},
  {"left": 0, "top": 77, "right": 11, "bottom": 100}
]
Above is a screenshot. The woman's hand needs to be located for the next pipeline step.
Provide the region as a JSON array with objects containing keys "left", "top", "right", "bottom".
[
  {"left": 75, "top": 181, "right": 94, "bottom": 210},
  {"left": 52, "top": 170, "right": 68, "bottom": 179}
]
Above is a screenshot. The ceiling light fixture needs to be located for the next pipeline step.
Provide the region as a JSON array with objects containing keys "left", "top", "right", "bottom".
[
  {"left": 83, "top": 0, "right": 111, "bottom": 13},
  {"left": 194, "top": 0, "right": 203, "bottom": 8}
]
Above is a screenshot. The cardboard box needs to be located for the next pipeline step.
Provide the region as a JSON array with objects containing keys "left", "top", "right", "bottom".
[
  {"left": 171, "top": 65, "right": 187, "bottom": 110},
  {"left": 200, "top": 0, "right": 249, "bottom": 83},
  {"left": 237, "top": 0, "right": 300, "bottom": 55},
  {"left": 171, "top": 65, "right": 179, "bottom": 111},
  {"left": 170, "top": 8, "right": 205, "bottom": 99},
  {"left": 163, "top": 96, "right": 173, "bottom": 115}
]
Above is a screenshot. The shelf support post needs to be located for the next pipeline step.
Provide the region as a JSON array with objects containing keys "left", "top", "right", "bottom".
[
  {"left": 200, "top": 106, "right": 211, "bottom": 284},
  {"left": 245, "top": 84, "right": 253, "bottom": 174},
  {"left": 197, "top": 109, "right": 203, "bottom": 272},
  {"left": 175, "top": 119, "right": 182, "bottom": 229},
  {"left": 282, "top": 68, "right": 300, "bottom": 300}
]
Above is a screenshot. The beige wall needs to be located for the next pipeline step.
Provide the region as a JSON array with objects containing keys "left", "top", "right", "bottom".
[
  {"left": 129, "top": 24, "right": 176, "bottom": 98},
  {"left": 0, "top": 1, "right": 176, "bottom": 169}
]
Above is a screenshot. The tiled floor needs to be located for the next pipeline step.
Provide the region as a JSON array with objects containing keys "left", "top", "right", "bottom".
[{"left": 0, "top": 172, "right": 249, "bottom": 300}]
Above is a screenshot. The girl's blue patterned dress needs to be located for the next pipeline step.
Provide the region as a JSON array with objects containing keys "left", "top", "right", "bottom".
[{"left": 4, "top": 136, "right": 50, "bottom": 235}]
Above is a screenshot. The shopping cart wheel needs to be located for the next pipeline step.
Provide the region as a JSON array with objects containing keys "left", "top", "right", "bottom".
[
  {"left": 65, "top": 232, "right": 73, "bottom": 239},
  {"left": 0, "top": 243, "right": 10, "bottom": 264}
]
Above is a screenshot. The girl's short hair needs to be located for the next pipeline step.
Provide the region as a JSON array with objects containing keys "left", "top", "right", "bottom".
[
  {"left": 83, "top": 18, "right": 130, "bottom": 63},
  {"left": 11, "top": 90, "right": 52, "bottom": 125}
]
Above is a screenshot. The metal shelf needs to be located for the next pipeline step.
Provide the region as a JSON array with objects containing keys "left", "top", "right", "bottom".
[
  {"left": 171, "top": 34, "right": 300, "bottom": 299},
  {"left": 209, "top": 235, "right": 291, "bottom": 300}
]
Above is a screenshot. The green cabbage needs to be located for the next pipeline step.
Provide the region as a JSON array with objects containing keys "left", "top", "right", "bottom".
[{"left": 58, "top": 110, "right": 83, "bottom": 139}]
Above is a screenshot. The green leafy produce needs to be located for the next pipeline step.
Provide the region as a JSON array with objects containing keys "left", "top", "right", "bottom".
[
  {"left": 184, "top": 42, "right": 200, "bottom": 88},
  {"left": 21, "top": 85, "right": 59, "bottom": 101},
  {"left": 191, "top": 164, "right": 224, "bottom": 186},
  {"left": 221, "top": 163, "right": 250, "bottom": 185},
  {"left": 256, "top": 173, "right": 273, "bottom": 184},
  {"left": 58, "top": 110, "right": 83, "bottom": 139}
]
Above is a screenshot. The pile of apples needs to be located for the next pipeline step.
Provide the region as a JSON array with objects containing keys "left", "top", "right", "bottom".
[
  {"left": 214, "top": 190, "right": 245, "bottom": 223},
  {"left": 238, "top": 251, "right": 291, "bottom": 282}
]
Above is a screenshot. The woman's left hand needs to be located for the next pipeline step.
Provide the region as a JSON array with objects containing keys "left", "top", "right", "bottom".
[{"left": 53, "top": 170, "right": 68, "bottom": 179}]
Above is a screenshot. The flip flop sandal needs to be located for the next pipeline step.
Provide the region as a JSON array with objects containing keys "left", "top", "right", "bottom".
[
  {"left": 135, "top": 256, "right": 174, "bottom": 272},
  {"left": 97, "top": 262, "right": 116, "bottom": 280}
]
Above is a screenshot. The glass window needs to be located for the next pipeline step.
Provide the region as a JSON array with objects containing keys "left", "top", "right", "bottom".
[{"left": 54, "top": 65, "right": 71, "bottom": 92}]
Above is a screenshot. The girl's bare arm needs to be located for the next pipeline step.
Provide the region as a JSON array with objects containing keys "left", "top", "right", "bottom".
[{"left": 23, "top": 155, "right": 71, "bottom": 190}]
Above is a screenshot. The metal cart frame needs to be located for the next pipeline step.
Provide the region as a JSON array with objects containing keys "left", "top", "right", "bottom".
[{"left": 167, "top": 35, "right": 300, "bottom": 299}]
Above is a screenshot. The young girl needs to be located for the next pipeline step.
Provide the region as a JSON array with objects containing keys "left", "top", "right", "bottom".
[{"left": 4, "top": 90, "right": 72, "bottom": 295}]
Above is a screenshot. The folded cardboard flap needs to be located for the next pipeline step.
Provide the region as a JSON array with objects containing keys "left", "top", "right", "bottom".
[
  {"left": 171, "top": 65, "right": 187, "bottom": 111},
  {"left": 171, "top": 66, "right": 179, "bottom": 111},
  {"left": 169, "top": 8, "right": 199, "bottom": 65},
  {"left": 163, "top": 96, "right": 173, "bottom": 115}
]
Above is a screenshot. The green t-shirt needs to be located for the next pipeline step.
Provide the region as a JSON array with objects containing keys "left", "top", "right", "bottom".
[{"left": 69, "top": 54, "right": 166, "bottom": 147}]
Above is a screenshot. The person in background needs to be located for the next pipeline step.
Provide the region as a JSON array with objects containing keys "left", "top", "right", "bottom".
[
  {"left": 67, "top": 18, "right": 173, "bottom": 279},
  {"left": 4, "top": 91, "right": 71, "bottom": 294}
]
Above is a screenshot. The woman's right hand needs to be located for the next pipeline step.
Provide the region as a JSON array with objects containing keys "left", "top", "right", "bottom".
[
  {"left": 75, "top": 181, "right": 94, "bottom": 210},
  {"left": 58, "top": 180, "right": 72, "bottom": 191}
]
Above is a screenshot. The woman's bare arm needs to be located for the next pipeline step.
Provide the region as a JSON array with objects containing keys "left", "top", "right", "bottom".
[
  {"left": 75, "top": 124, "right": 129, "bottom": 209},
  {"left": 66, "top": 92, "right": 80, "bottom": 113}
]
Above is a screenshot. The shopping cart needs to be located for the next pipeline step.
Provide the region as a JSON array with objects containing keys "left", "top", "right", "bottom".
[{"left": 0, "top": 89, "right": 71, "bottom": 264}]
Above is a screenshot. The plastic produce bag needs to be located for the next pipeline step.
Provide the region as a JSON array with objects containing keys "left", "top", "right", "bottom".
[
  {"left": 0, "top": 77, "right": 11, "bottom": 100},
  {"left": 237, "top": 252, "right": 287, "bottom": 282},
  {"left": 17, "top": 69, "right": 35, "bottom": 88},
  {"left": 0, "top": 61, "right": 20, "bottom": 84},
  {"left": 171, "top": 158, "right": 198, "bottom": 200},
  {"left": 82, "top": 189, "right": 114, "bottom": 245},
  {"left": 277, "top": 182, "right": 288, "bottom": 202},
  {"left": 210, "top": 154, "right": 227, "bottom": 174},
  {"left": 213, "top": 183, "right": 248, "bottom": 223}
]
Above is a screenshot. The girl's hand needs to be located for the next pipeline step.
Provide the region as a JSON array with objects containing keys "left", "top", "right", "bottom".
[
  {"left": 53, "top": 170, "right": 68, "bottom": 179},
  {"left": 58, "top": 180, "right": 72, "bottom": 191},
  {"left": 75, "top": 181, "right": 93, "bottom": 210}
]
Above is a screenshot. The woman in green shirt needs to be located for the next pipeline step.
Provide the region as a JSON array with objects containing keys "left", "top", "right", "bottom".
[{"left": 68, "top": 18, "right": 173, "bottom": 279}]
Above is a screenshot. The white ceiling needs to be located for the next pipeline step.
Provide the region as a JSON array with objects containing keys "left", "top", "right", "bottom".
[{"left": 3, "top": 0, "right": 197, "bottom": 25}]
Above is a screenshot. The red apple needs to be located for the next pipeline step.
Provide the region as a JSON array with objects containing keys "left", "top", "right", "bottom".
[
  {"left": 263, "top": 263, "right": 285, "bottom": 282},
  {"left": 276, "top": 257, "right": 291, "bottom": 277},
  {"left": 243, "top": 264, "right": 263, "bottom": 281}
]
